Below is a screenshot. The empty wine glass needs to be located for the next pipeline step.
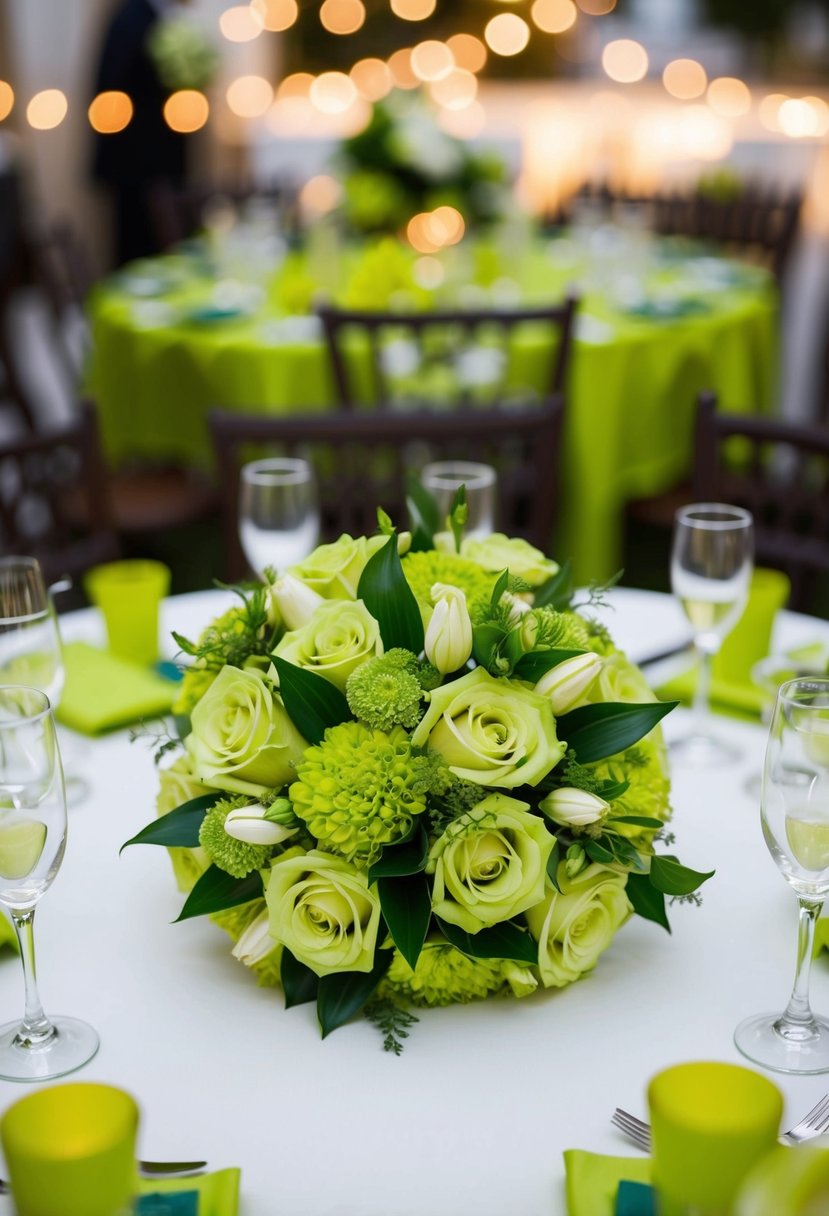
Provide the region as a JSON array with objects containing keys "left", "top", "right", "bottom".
[
  {"left": 670, "top": 503, "right": 754, "bottom": 765},
  {"left": 735, "top": 677, "right": 829, "bottom": 1073},
  {"left": 239, "top": 458, "right": 320, "bottom": 577},
  {"left": 421, "top": 461, "right": 497, "bottom": 540},
  {"left": 0, "top": 685, "right": 99, "bottom": 1080}
]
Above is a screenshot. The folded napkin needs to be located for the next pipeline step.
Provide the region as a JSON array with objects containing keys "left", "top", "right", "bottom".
[
  {"left": 564, "top": 1150, "right": 651, "bottom": 1216},
  {"left": 138, "top": 1168, "right": 241, "bottom": 1216},
  {"left": 56, "top": 643, "right": 176, "bottom": 735},
  {"left": 655, "top": 667, "right": 766, "bottom": 719}
]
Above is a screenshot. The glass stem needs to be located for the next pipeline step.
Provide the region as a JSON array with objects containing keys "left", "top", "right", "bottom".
[
  {"left": 692, "top": 642, "right": 716, "bottom": 729},
  {"left": 11, "top": 909, "right": 55, "bottom": 1045},
  {"left": 779, "top": 899, "right": 823, "bottom": 1031}
]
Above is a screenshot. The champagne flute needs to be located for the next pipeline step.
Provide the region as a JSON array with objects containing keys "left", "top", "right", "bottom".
[
  {"left": 735, "top": 677, "right": 829, "bottom": 1073},
  {"left": 421, "top": 461, "right": 497, "bottom": 540},
  {"left": 238, "top": 458, "right": 321, "bottom": 577},
  {"left": 0, "top": 685, "right": 99, "bottom": 1080},
  {"left": 670, "top": 503, "right": 754, "bottom": 764}
]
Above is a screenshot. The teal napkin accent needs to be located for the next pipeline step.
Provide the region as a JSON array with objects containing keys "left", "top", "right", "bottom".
[
  {"left": 137, "top": 1193, "right": 198, "bottom": 1215},
  {"left": 616, "top": 1180, "right": 656, "bottom": 1216},
  {"left": 56, "top": 643, "right": 177, "bottom": 735},
  {"left": 137, "top": 1168, "right": 240, "bottom": 1216},
  {"left": 564, "top": 1150, "right": 651, "bottom": 1216}
]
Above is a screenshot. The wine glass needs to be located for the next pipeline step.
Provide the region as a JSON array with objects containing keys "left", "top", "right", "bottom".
[
  {"left": 670, "top": 503, "right": 754, "bottom": 765},
  {"left": 420, "top": 461, "right": 497, "bottom": 540},
  {"left": 735, "top": 677, "right": 829, "bottom": 1074},
  {"left": 0, "top": 685, "right": 99, "bottom": 1080},
  {"left": 238, "top": 458, "right": 321, "bottom": 577}
]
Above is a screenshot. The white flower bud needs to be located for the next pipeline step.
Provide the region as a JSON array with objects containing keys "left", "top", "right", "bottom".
[
  {"left": 501, "top": 591, "right": 533, "bottom": 623},
  {"left": 232, "top": 911, "right": 276, "bottom": 967},
  {"left": 424, "top": 583, "right": 473, "bottom": 675},
  {"left": 224, "top": 803, "right": 298, "bottom": 846},
  {"left": 269, "top": 575, "right": 325, "bottom": 632},
  {"left": 540, "top": 787, "right": 609, "bottom": 828},
  {"left": 535, "top": 652, "right": 602, "bottom": 715}
]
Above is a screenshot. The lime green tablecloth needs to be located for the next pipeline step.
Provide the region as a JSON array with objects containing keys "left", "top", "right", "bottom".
[{"left": 88, "top": 240, "right": 777, "bottom": 584}]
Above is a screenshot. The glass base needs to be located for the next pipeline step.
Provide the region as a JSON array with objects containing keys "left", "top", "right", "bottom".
[
  {"left": 669, "top": 730, "right": 740, "bottom": 767},
  {"left": 0, "top": 1016, "right": 99, "bottom": 1082},
  {"left": 735, "top": 1010, "right": 829, "bottom": 1075}
]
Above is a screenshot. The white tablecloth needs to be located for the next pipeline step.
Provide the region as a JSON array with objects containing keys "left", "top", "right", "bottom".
[{"left": 1, "top": 587, "right": 828, "bottom": 1216}]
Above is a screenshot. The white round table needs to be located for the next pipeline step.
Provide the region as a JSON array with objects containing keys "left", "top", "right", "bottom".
[{"left": 0, "top": 587, "right": 827, "bottom": 1216}]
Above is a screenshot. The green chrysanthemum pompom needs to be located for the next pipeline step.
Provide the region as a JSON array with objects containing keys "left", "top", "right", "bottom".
[
  {"left": 381, "top": 941, "right": 506, "bottom": 1007},
  {"left": 289, "top": 722, "right": 431, "bottom": 865},
  {"left": 591, "top": 741, "right": 672, "bottom": 843},
  {"left": 346, "top": 653, "right": 424, "bottom": 730},
  {"left": 534, "top": 607, "right": 591, "bottom": 651},
  {"left": 199, "top": 796, "right": 275, "bottom": 878},
  {"left": 402, "top": 551, "right": 496, "bottom": 614}
]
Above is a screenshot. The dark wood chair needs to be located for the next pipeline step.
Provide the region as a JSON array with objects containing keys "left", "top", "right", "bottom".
[
  {"left": 0, "top": 399, "right": 120, "bottom": 587},
  {"left": 693, "top": 390, "right": 829, "bottom": 614},
  {"left": 316, "top": 298, "right": 578, "bottom": 411},
  {"left": 208, "top": 398, "right": 565, "bottom": 582},
  {"left": 28, "top": 219, "right": 95, "bottom": 384}
]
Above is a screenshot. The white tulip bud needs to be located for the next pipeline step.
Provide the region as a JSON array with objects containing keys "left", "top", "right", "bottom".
[
  {"left": 424, "top": 583, "right": 473, "bottom": 675},
  {"left": 269, "top": 575, "right": 325, "bottom": 631},
  {"left": 501, "top": 591, "right": 533, "bottom": 623},
  {"left": 540, "top": 787, "right": 609, "bottom": 828},
  {"left": 535, "top": 652, "right": 602, "bottom": 715},
  {"left": 224, "top": 803, "right": 299, "bottom": 846},
  {"left": 232, "top": 911, "right": 276, "bottom": 967}
]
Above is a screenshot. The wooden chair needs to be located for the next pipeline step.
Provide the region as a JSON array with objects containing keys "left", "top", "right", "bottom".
[
  {"left": 28, "top": 219, "right": 95, "bottom": 384},
  {"left": 693, "top": 391, "right": 829, "bottom": 614},
  {"left": 316, "top": 298, "right": 578, "bottom": 411},
  {"left": 0, "top": 400, "right": 120, "bottom": 586},
  {"left": 208, "top": 398, "right": 564, "bottom": 582}
]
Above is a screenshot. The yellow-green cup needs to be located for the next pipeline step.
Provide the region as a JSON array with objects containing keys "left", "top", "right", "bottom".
[
  {"left": 648, "top": 1061, "right": 783, "bottom": 1216},
  {"left": 713, "top": 568, "right": 790, "bottom": 688},
  {"left": 1, "top": 1082, "right": 139, "bottom": 1216},
  {"left": 85, "top": 560, "right": 170, "bottom": 666}
]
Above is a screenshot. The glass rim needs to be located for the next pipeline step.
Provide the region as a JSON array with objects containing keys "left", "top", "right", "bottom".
[
  {"left": 0, "top": 685, "right": 52, "bottom": 725},
  {"left": 240, "top": 458, "right": 315, "bottom": 487},
  {"left": 776, "top": 675, "right": 829, "bottom": 707},
  {"left": 0, "top": 556, "right": 43, "bottom": 574},
  {"left": 421, "top": 460, "right": 497, "bottom": 490},
  {"left": 674, "top": 503, "right": 753, "bottom": 530}
]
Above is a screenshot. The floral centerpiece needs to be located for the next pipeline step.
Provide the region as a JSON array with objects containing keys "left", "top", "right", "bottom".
[{"left": 126, "top": 494, "right": 712, "bottom": 1051}]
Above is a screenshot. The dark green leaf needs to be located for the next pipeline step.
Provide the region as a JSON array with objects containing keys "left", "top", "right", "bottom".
[
  {"left": 449, "top": 486, "right": 467, "bottom": 553},
  {"left": 120, "top": 792, "right": 222, "bottom": 854},
  {"left": 406, "top": 473, "right": 439, "bottom": 546},
  {"left": 270, "top": 655, "right": 351, "bottom": 747},
  {"left": 281, "top": 949, "right": 319, "bottom": 1008},
  {"left": 491, "top": 568, "right": 510, "bottom": 608},
  {"left": 358, "top": 534, "right": 424, "bottom": 653},
  {"left": 472, "top": 621, "right": 507, "bottom": 670},
  {"left": 377, "top": 873, "right": 431, "bottom": 971},
  {"left": 626, "top": 873, "right": 671, "bottom": 932},
  {"left": 173, "top": 714, "right": 192, "bottom": 741},
  {"left": 513, "top": 648, "right": 586, "bottom": 683},
  {"left": 584, "top": 838, "right": 616, "bottom": 865},
  {"left": 317, "top": 949, "right": 394, "bottom": 1038},
  {"left": 597, "top": 779, "right": 630, "bottom": 801},
  {"left": 171, "top": 630, "right": 199, "bottom": 657},
  {"left": 650, "top": 856, "right": 715, "bottom": 897},
  {"left": 610, "top": 815, "right": 664, "bottom": 828},
  {"left": 532, "top": 559, "right": 573, "bottom": 610},
  {"left": 368, "top": 823, "right": 429, "bottom": 881},
  {"left": 546, "top": 838, "right": 562, "bottom": 892},
  {"left": 175, "top": 865, "right": 264, "bottom": 922},
  {"left": 558, "top": 700, "right": 678, "bottom": 764},
  {"left": 607, "top": 836, "right": 648, "bottom": 871},
  {"left": 436, "top": 917, "right": 538, "bottom": 964}
]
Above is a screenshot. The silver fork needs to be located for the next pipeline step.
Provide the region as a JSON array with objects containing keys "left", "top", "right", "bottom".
[{"left": 612, "top": 1093, "right": 829, "bottom": 1152}]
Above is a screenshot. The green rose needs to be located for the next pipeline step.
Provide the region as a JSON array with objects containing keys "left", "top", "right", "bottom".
[
  {"left": 435, "top": 533, "right": 558, "bottom": 587},
  {"left": 526, "top": 862, "right": 630, "bottom": 988},
  {"left": 290, "top": 532, "right": 410, "bottom": 600},
  {"left": 590, "top": 649, "right": 656, "bottom": 706},
  {"left": 273, "top": 600, "right": 383, "bottom": 692},
  {"left": 411, "top": 667, "right": 565, "bottom": 788},
  {"left": 428, "top": 793, "right": 555, "bottom": 933},
  {"left": 265, "top": 848, "right": 381, "bottom": 977},
  {"left": 186, "top": 665, "right": 307, "bottom": 797},
  {"left": 172, "top": 665, "right": 217, "bottom": 716},
  {"left": 157, "top": 756, "right": 211, "bottom": 893}
]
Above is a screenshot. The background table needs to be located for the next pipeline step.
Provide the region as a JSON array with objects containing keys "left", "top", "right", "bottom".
[{"left": 87, "top": 240, "right": 778, "bottom": 584}]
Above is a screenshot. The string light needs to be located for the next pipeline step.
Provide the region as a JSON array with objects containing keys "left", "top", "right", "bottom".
[
  {"left": 88, "top": 91, "right": 133, "bottom": 134},
  {"left": 26, "top": 90, "right": 68, "bottom": 130},
  {"left": 758, "top": 93, "right": 787, "bottom": 133},
  {"left": 601, "top": 39, "right": 648, "bottom": 84},
  {"left": 662, "top": 58, "right": 707, "bottom": 101},
  {"left": 388, "top": 48, "right": 419, "bottom": 89},
  {"left": 163, "top": 90, "right": 209, "bottom": 133},
  {"left": 390, "top": 0, "right": 436, "bottom": 19},
  {"left": 320, "top": 0, "right": 366, "bottom": 35},
  {"left": 219, "top": 6, "right": 263, "bottom": 42},
  {"left": 410, "top": 41, "right": 454, "bottom": 82},
  {"left": 249, "top": 0, "right": 298, "bottom": 32},
  {"left": 531, "top": 0, "right": 577, "bottom": 35},
  {"left": 278, "top": 73, "right": 314, "bottom": 99},
  {"left": 226, "top": 75, "right": 273, "bottom": 118},
  {"left": 350, "top": 59, "right": 393, "bottom": 101},
  {"left": 309, "top": 72, "right": 358, "bottom": 113},
  {"left": 0, "top": 82, "right": 14, "bottom": 123},
  {"left": 485, "top": 14, "right": 531, "bottom": 57},
  {"left": 429, "top": 68, "right": 477, "bottom": 110},
  {"left": 446, "top": 34, "right": 487, "bottom": 74},
  {"left": 577, "top": 0, "right": 615, "bottom": 12},
  {"left": 707, "top": 76, "right": 751, "bottom": 117}
]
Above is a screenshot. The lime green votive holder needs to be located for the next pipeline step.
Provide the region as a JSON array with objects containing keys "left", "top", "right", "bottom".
[
  {"left": 1, "top": 1082, "right": 139, "bottom": 1216},
  {"left": 648, "top": 1061, "right": 783, "bottom": 1216},
  {"left": 85, "top": 560, "right": 170, "bottom": 667}
]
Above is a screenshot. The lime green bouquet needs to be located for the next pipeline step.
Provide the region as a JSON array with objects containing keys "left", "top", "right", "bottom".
[{"left": 126, "top": 497, "right": 711, "bottom": 1049}]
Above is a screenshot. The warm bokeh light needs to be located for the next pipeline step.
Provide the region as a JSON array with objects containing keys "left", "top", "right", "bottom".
[
  {"left": 576, "top": 0, "right": 615, "bottom": 12},
  {"left": 485, "top": 13, "right": 531, "bottom": 56},
  {"left": 309, "top": 71, "right": 357, "bottom": 113},
  {"left": 350, "top": 58, "right": 393, "bottom": 101},
  {"left": 758, "top": 93, "right": 787, "bottom": 133},
  {"left": 278, "top": 73, "right": 314, "bottom": 99},
  {"left": 429, "top": 205, "right": 465, "bottom": 245},
  {"left": 299, "top": 174, "right": 343, "bottom": 216},
  {"left": 804, "top": 97, "right": 829, "bottom": 136},
  {"left": 88, "top": 90, "right": 133, "bottom": 134},
  {"left": 390, "top": 0, "right": 436, "bottom": 19},
  {"left": 531, "top": 0, "right": 577, "bottom": 35},
  {"left": 601, "top": 39, "right": 648, "bottom": 83},
  {"left": 320, "top": 0, "right": 365, "bottom": 35},
  {"left": 0, "top": 82, "right": 12, "bottom": 123},
  {"left": 437, "top": 100, "right": 486, "bottom": 139},
  {"left": 410, "top": 40, "right": 454, "bottom": 82},
  {"left": 662, "top": 58, "right": 707, "bottom": 101},
  {"left": 680, "top": 104, "right": 733, "bottom": 160},
  {"left": 220, "top": 5, "right": 263, "bottom": 41},
  {"left": 388, "top": 48, "right": 419, "bottom": 89},
  {"left": 407, "top": 212, "right": 439, "bottom": 253},
  {"left": 26, "top": 89, "right": 68, "bottom": 130},
  {"left": 250, "top": 0, "right": 298, "bottom": 32},
  {"left": 429, "top": 68, "right": 477, "bottom": 110},
  {"left": 226, "top": 75, "right": 273, "bottom": 118},
  {"left": 163, "top": 90, "right": 209, "bottom": 133},
  {"left": 446, "top": 34, "right": 487, "bottom": 74},
  {"left": 706, "top": 76, "right": 751, "bottom": 117},
  {"left": 778, "top": 96, "right": 829, "bottom": 139}
]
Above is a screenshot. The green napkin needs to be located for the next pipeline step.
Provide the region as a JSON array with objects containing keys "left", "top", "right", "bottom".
[
  {"left": 655, "top": 667, "right": 766, "bottom": 719},
  {"left": 56, "top": 643, "right": 176, "bottom": 735},
  {"left": 138, "top": 1168, "right": 240, "bottom": 1216},
  {"left": 564, "top": 1150, "right": 651, "bottom": 1216}
]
